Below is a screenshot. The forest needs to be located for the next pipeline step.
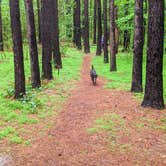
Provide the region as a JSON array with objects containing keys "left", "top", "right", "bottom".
[{"left": 0, "top": 0, "right": 166, "bottom": 165}]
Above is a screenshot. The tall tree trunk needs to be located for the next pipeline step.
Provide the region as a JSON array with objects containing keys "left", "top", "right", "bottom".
[
  {"left": 90, "top": 0, "right": 93, "bottom": 39},
  {"left": 123, "top": 1, "right": 130, "bottom": 51},
  {"left": 41, "top": 0, "right": 53, "bottom": 80},
  {"left": 103, "top": 0, "right": 108, "bottom": 63},
  {"left": 37, "top": 0, "right": 41, "bottom": 43},
  {"left": 0, "top": 0, "right": 3, "bottom": 51},
  {"left": 9, "top": 0, "right": 25, "bottom": 98},
  {"left": 24, "top": 0, "right": 41, "bottom": 88},
  {"left": 142, "top": 0, "right": 165, "bottom": 109},
  {"left": 131, "top": 0, "right": 144, "bottom": 92},
  {"left": 83, "top": 0, "right": 90, "bottom": 53},
  {"left": 73, "top": 1, "right": 76, "bottom": 44},
  {"left": 110, "top": 0, "right": 116, "bottom": 71},
  {"left": 65, "top": 0, "right": 72, "bottom": 39},
  {"left": 93, "top": 0, "right": 97, "bottom": 44},
  {"left": 96, "top": 0, "right": 102, "bottom": 55},
  {"left": 76, "top": 0, "right": 82, "bottom": 49},
  {"left": 114, "top": 6, "right": 119, "bottom": 54},
  {"left": 51, "top": 0, "right": 62, "bottom": 68},
  {"left": 73, "top": 0, "right": 82, "bottom": 49}
]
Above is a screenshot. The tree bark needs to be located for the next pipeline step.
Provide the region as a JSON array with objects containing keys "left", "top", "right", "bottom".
[
  {"left": 0, "top": 0, "right": 3, "bottom": 51},
  {"left": 9, "top": 0, "right": 25, "bottom": 98},
  {"left": 37, "top": 0, "right": 41, "bottom": 43},
  {"left": 142, "top": 0, "right": 165, "bottom": 109},
  {"left": 93, "top": 0, "right": 97, "bottom": 44},
  {"left": 110, "top": 0, "right": 116, "bottom": 71},
  {"left": 96, "top": 0, "right": 102, "bottom": 55},
  {"left": 83, "top": 0, "right": 90, "bottom": 53},
  {"left": 131, "top": 0, "right": 144, "bottom": 92},
  {"left": 73, "top": 0, "right": 82, "bottom": 49},
  {"left": 103, "top": 0, "right": 108, "bottom": 63},
  {"left": 65, "top": 0, "right": 72, "bottom": 39},
  {"left": 51, "top": 0, "right": 62, "bottom": 68},
  {"left": 114, "top": 6, "right": 119, "bottom": 54},
  {"left": 123, "top": 2, "right": 130, "bottom": 51},
  {"left": 73, "top": 2, "right": 76, "bottom": 44},
  {"left": 24, "top": 0, "right": 41, "bottom": 88},
  {"left": 41, "top": 0, "right": 53, "bottom": 80}
]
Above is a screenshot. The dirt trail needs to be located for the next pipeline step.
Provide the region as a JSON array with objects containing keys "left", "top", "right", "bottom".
[{"left": 10, "top": 54, "right": 166, "bottom": 165}]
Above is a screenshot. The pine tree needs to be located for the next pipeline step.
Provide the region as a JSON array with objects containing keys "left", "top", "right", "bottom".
[
  {"left": 0, "top": 0, "right": 3, "bottom": 51},
  {"left": 24, "top": 0, "right": 41, "bottom": 88},
  {"left": 73, "top": 0, "right": 82, "bottom": 49},
  {"left": 114, "top": 6, "right": 119, "bottom": 54},
  {"left": 96, "top": 0, "right": 102, "bottom": 56},
  {"left": 103, "top": 0, "right": 108, "bottom": 63},
  {"left": 131, "top": 0, "right": 144, "bottom": 92},
  {"left": 110, "top": 0, "right": 116, "bottom": 71},
  {"left": 37, "top": 0, "right": 41, "bottom": 43},
  {"left": 51, "top": 0, "right": 62, "bottom": 68},
  {"left": 93, "top": 0, "right": 97, "bottom": 44},
  {"left": 123, "top": 1, "right": 130, "bottom": 51},
  {"left": 9, "top": 0, "right": 26, "bottom": 98},
  {"left": 65, "top": 0, "right": 72, "bottom": 39},
  {"left": 83, "top": 0, "right": 90, "bottom": 53},
  {"left": 41, "top": 0, "right": 53, "bottom": 80},
  {"left": 142, "top": 0, "right": 165, "bottom": 109}
]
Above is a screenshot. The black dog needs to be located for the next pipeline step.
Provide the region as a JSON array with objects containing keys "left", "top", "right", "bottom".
[{"left": 90, "top": 65, "right": 98, "bottom": 85}]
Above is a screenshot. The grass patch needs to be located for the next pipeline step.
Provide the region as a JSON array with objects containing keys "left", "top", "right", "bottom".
[
  {"left": 159, "top": 125, "right": 166, "bottom": 132},
  {"left": 87, "top": 113, "right": 125, "bottom": 135},
  {"left": 0, "top": 127, "right": 16, "bottom": 140},
  {"left": 88, "top": 113, "right": 130, "bottom": 152},
  {"left": 135, "top": 122, "right": 145, "bottom": 129},
  {"left": 160, "top": 118, "right": 166, "bottom": 123},
  {"left": 88, "top": 113, "right": 125, "bottom": 150},
  {"left": 137, "top": 116, "right": 166, "bottom": 133},
  {"left": 0, "top": 44, "right": 83, "bottom": 144},
  {"left": 18, "top": 116, "right": 38, "bottom": 125},
  {"left": 10, "top": 136, "right": 23, "bottom": 144},
  {"left": 92, "top": 50, "right": 166, "bottom": 101},
  {"left": 24, "top": 140, "right": 31, "bottom": 146},
  {"left": 158, "top": 118, "right": 166, "bottom": 133},
  {"left": 93, "top": 52, "right": 136, "bottom": 91}
]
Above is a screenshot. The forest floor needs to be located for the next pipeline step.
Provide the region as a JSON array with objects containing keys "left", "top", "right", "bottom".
[{"left": 0, "top": 53, "right": 166, "bottom": 166}]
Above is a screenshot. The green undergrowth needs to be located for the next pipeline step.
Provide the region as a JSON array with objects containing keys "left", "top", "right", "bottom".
[
  {"left": 92, "top": 51, "right": 145, "bottom": 92},
  {"left": 0, "top": 44, "right": 83, "bottom": 144},
  {"left": 92, "top": 47, "right": 166, "bottom": 140},
  {"left": 92, "top": 49, "right": 166, "bottom": 101},
  {"left": 88, "top": 112, "right": 166, "bottom": 153}
]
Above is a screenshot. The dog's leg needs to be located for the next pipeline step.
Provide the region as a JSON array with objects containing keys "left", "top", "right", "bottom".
[
  {"left": 94, "top": 78, "right": 96, "bottom": 85},
  {"left": 92, "top": 77, "right": 95, "bottom": 85}
]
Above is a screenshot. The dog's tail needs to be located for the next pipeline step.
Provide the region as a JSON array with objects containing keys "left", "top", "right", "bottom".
[{"left": 91, "top": 65, "right": 94, "bottom": 70}]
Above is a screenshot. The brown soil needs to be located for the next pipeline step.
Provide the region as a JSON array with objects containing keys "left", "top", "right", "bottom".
[{"left": 3, "top": 54, "right": 166, "bottom": 165}]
